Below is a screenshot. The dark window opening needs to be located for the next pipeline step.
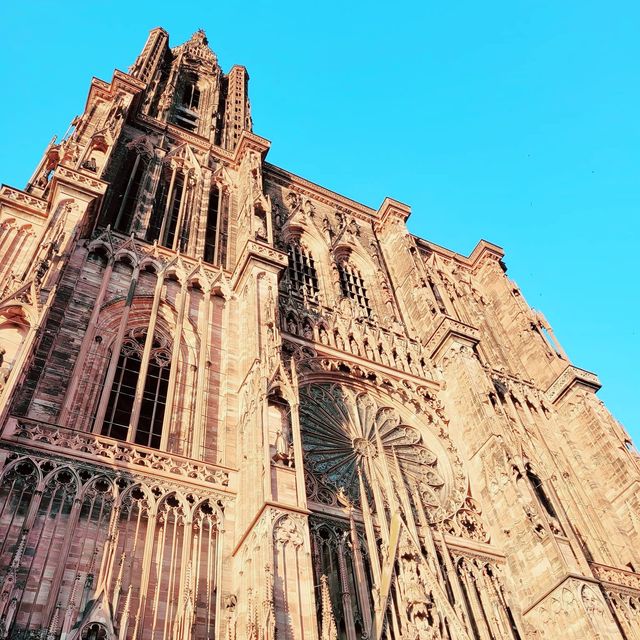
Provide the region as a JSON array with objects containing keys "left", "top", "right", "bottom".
[
  {"left": 204, "top": 186, "right": 219, "bottom": 263},
  {"left": 338, "top": 264, "right": 372, "bottom": 317},
  {"left": 526, "top": 466, "right": 557, "bottom": 519},
  {"left": 135, "top": 347, "right": 171, "bottom": 449},
  {"left": 102, "top": 341, "right": 142, "bottom": 442},
  {"left": 428, "top": 276, "right": 447, "bottom": 314},
  {"left": 217, "top": 190, "right": 229, "bottom": 269},
  {"left": 149, "top": 173, "right": 185, "bottom": 249},
  {"left": 287, "top": 245, "right": 319, "bottom": 301},
  {"left": 102, "top": 331, "right": 171, "bottom": 450},
  {"left": 165, "top": 175, "right": 184, "bottom": 249},
  {"left": 146, "top": 172, "right": 170, "bottom": 243},
  {"left": 181, "top": 82, "right": 201, "bottom": 110},
  {"left": 115, "top": 156, "right": 146, "bottom": 233},
  {"left": 173, "top": 75, "right": 201, "bottom": 132},
  {"left": 101, "top": 148, "right": 146, "bottom": 233}
]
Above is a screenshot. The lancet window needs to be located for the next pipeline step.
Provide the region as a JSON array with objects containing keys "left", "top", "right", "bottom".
[
  {"left": 147, "top": 168, "right": 191, "bottom": 251},
  {"left": 337, "top": 263, "right": 372, "bottom": 317},
  {"left": 310, "top": 518, "right": 372, "bottom": 639},
  {"left": 101, "top": 328, "right": 171, "bottom": 449},
  {"left": 204, "top": 185, "right": 220, "bottom": 263},
  {"left": 173, "top": 73, "right": 201, "bottom": 132},
  {"left": 102, "top": 146, "right": 148, "bottom": 233},
  {"left": 526, "top": 465, "right": 558, "bottom": 519},
  {"left": 287, "top": 243, "right": 319, "bottom": 301}
]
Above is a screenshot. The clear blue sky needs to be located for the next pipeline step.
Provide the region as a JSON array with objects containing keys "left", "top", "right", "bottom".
[{"left": 1, "top": 2, "right": 638, "bottom": 441}]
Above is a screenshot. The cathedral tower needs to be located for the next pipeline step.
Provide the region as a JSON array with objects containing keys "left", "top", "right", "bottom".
[{"left": 0, "top": 27, "right": 638, "bottom": 640}]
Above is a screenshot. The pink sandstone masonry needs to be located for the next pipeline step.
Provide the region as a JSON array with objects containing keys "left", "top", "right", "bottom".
[{"left": 0, "top": 27, "right": 638, "bottom": 640}]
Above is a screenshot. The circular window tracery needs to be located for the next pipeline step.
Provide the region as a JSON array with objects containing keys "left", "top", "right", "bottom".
[{"left": 299, "top": 383, "right": 463, "bottom": 522}]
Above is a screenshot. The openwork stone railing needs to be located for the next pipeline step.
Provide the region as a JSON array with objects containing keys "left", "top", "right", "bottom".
[
  {"left": 9, "top": 418, "right": 231, "bottom": 489},
  {"left": 0, "top": 185, "right": 48, "bottom": 213},
  {"left": 591, "top": 563, "right": 640, "bottom": 592}
]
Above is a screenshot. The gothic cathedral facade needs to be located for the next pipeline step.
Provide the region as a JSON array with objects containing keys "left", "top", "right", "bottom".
[{"left": 0, "top": 28, "right": 638, "bottom": 640}]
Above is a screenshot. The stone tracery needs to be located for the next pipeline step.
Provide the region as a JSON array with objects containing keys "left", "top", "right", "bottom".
[
  {"left": 300, "top": 383, "right": 452, "bottom": 519},
  {"left": 0, "top": 23, "right": 637, "bottom": 640}
]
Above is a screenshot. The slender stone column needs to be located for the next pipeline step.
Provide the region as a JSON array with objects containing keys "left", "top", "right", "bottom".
[
  {"left": 216, "top": 295, "right": 229, "bottom": 465},
  {"left": 160, "top": 280, "right": 188, "bottom": 451},
  {"left": 191, "top": 285, "right": 212, "bottom": 459},
  {"left": 349, "top": 509, "right": 373, "bottom": 636},
  {"left": 337, "top": 537, "right": 357, "bottom": 640},
  {"left": 42, "top": 495, "right": 83, "bottom": 625}
]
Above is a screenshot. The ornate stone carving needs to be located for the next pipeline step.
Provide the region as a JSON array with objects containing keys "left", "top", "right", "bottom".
[
  {"left": 299, "top": 383, "right": 466, "bottom": 523},
  {"left": 12, "top": 420, "right": 231, "bottom": 489},
  {"left": 273, "top": 514, "right": 304, "bottom": 547},
  {"left": 546, "top": 365, "right": 602, "bottom": 403}
]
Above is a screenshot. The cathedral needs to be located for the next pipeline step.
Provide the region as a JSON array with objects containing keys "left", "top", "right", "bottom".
[{"left": 0, "top": 27, "right": 639, "bottom": 640}]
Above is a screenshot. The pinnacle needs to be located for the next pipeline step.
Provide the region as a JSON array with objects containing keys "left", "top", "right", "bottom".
[
  {"left": 173, "top": 28, "right": 218, "bottom": 67},
  {"left": 191, "top": 29, "right": 208, "bottom": 45}
]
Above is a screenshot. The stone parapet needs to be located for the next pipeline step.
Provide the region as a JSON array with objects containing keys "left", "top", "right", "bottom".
[{"left": 4, "top": 416, "right": 233, "bottom": 491}]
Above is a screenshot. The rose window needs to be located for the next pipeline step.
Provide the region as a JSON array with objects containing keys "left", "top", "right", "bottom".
[{"left": 299, "top": 383, "right": 457, "bottom": 521}]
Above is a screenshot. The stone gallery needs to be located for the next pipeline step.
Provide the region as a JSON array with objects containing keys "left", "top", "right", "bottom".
[{"left": 0, "top": 27, "right": 638, "bottom": 640}]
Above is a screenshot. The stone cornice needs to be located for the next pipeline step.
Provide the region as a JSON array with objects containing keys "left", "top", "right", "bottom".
[
  {"left": 375, "top": 197, "right": 411, "bottom": 229},
  {"left": 590, "top": 562, "right": 640, "bottom": 594},
  {"left": 424, "top": 316, "right": 480, "bottom": 362},
  {"left": 52, "top": 165, "right": 109, "bottom": 197},
  {"left": 88, "top": 227, "right": 232, "bottom": 290},
  {"left": 415, "top": 237, "right": 505, "bottom": 272},
  {"left": 441, "top": 534, "right": 507, "bottom": 564},
  {"left": 287, "top": 335, "right": 439, "bottom": 389},
  {"left": 232, "top": 130, "right": 271, "bottom": 164},
  {"left": 546, "top": 365, "right": 601, "bottom": 403},
  {"left": 0, "top": 185, "right": 48, "bottom": 217},
  {"left": 85, "top": 69, "right": 145, "bottom": 112},
  {"left": 135, "top": 113, "right": 233, "bottom": 159},
  {"left": 231, "top": 239, "right": 287, "bottom": 293},
  {"left": 112, "top": 69, "right": 146, "bottom": 92},
  {"left": 264, "top": 163, "right": 378, "bottom": 222},
  {"left": 134, "top": 115, "right": 271, "bottom": 168}
]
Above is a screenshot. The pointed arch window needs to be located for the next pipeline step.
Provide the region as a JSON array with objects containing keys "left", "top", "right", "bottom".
[
  {"left": 147, "top": 168, "right": 187, "bottom": 250},
  {"left": 174, "top": 72, "right": 201, "bottom": 132},
  {"left": 526, "top": 465, "right": 557, "bottom": 519},
  {"left": 287, "top": 244, "right": 319, "bottom": 301},
  {"left": 337, "top": 263, "right": 371, "bottom": 318},
  {"left": 102, "top": 329, "right": 171, "bottom": 449},
  {"left": 101, "top": 145, "right": 148, "bottom": 233}
]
